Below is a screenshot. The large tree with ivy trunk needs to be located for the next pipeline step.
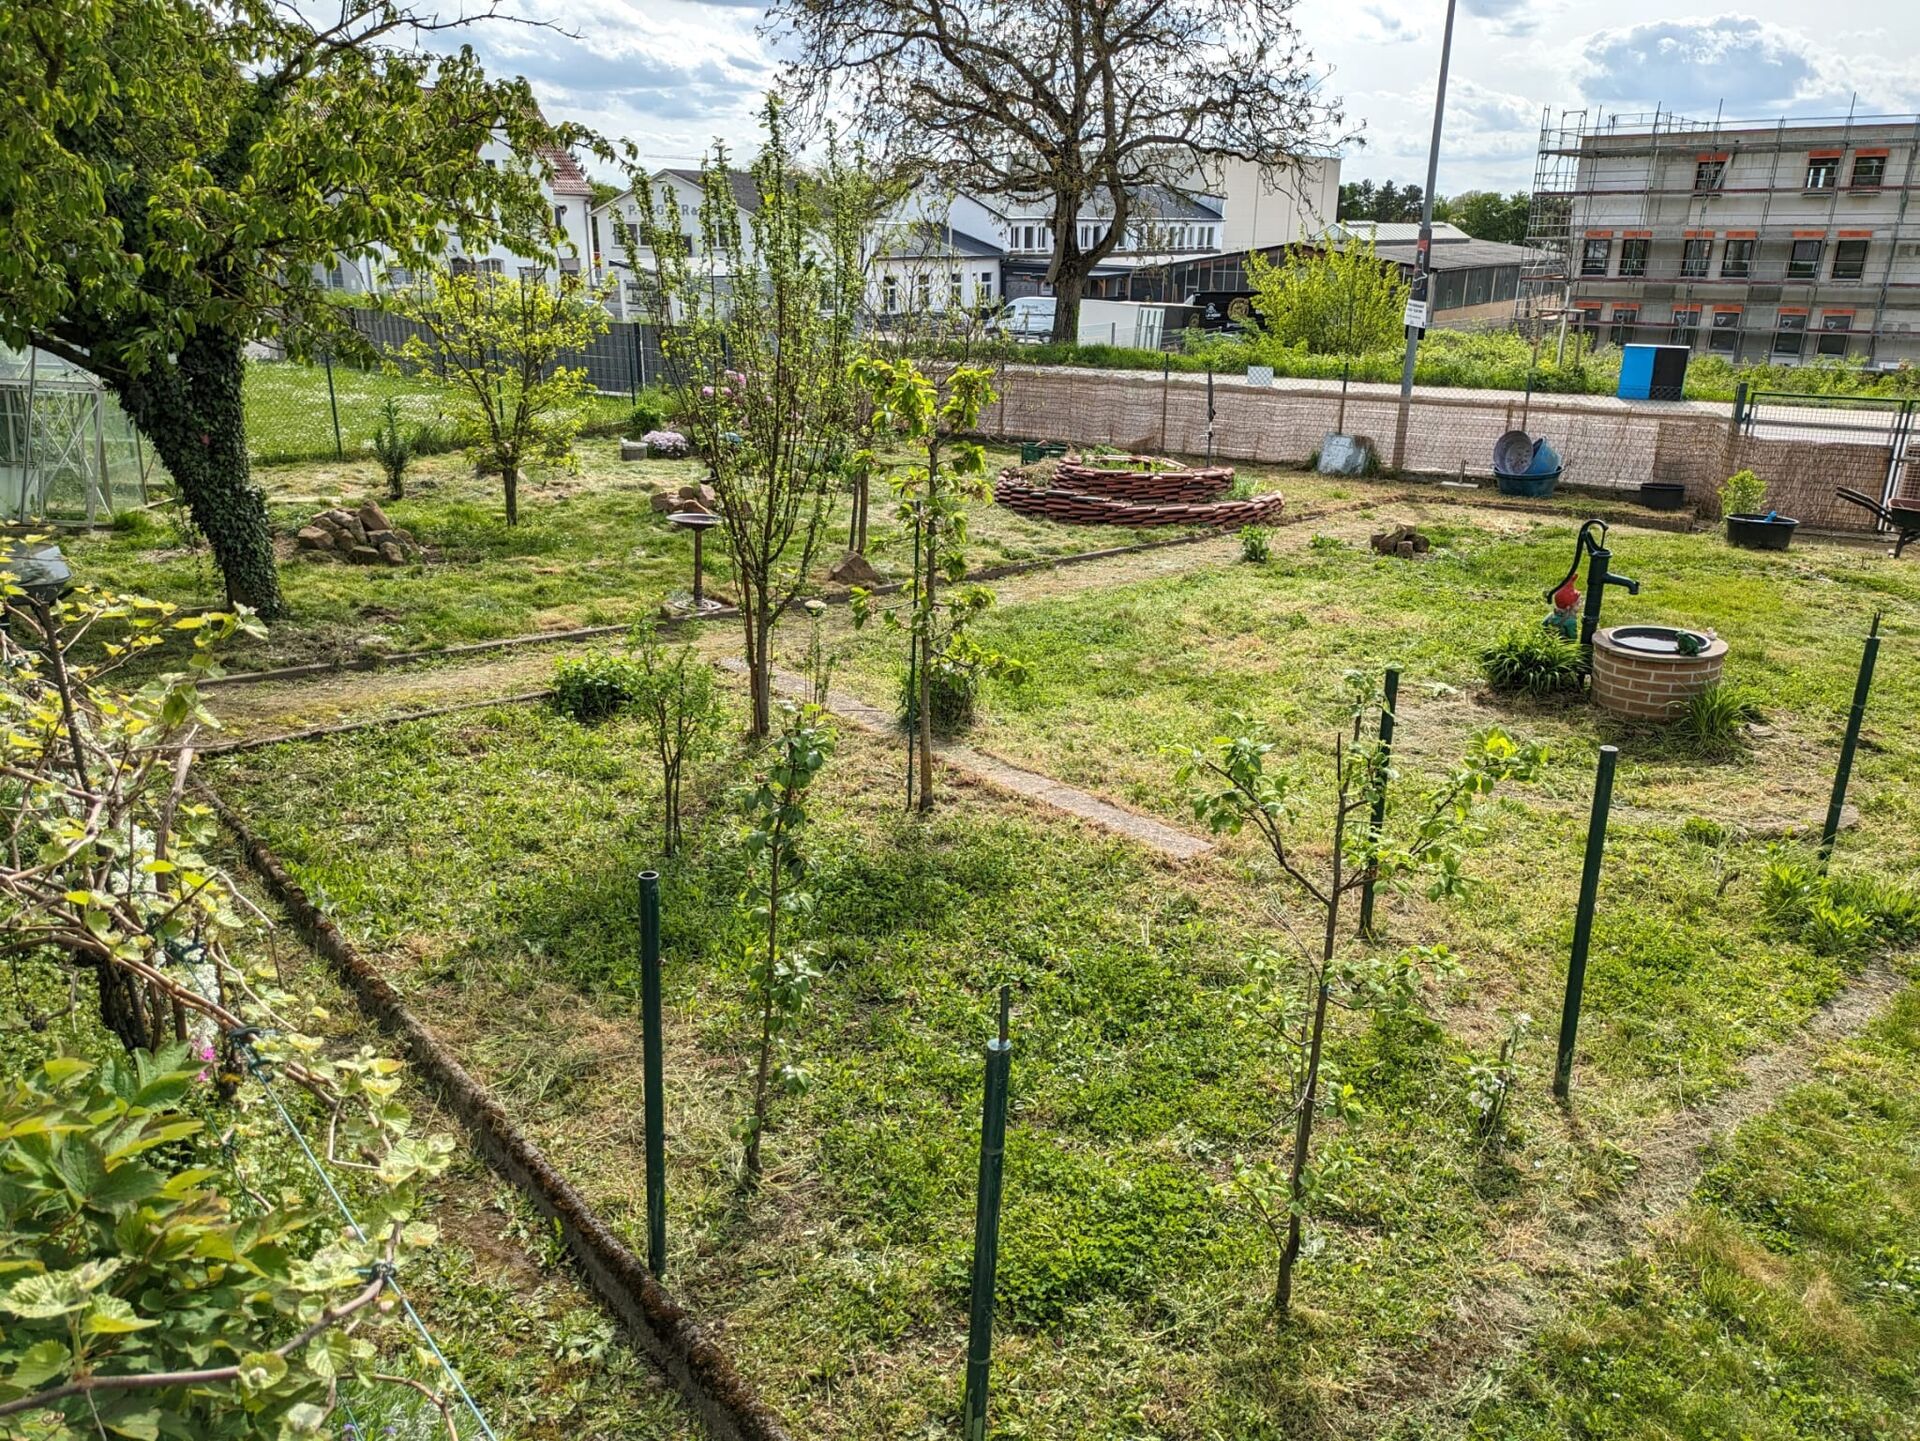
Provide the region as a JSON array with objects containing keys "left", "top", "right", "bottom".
[
  {"left": 772, "top": 0, "right": 1347, "bottom": 345},
  {"left": 0, "top": 0, "right": 587, "bottom": 617}
]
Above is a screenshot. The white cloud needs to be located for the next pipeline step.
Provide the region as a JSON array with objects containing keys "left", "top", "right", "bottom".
[
  {"left": 1462, "top": 0, "right": 1562, "bottom": 40},
  {"left": 1357, "top": 5, "right": 1423, "bottom": 44},
  {"left": 1573, "top": 14, "right": 1831, "bottom": 115}
]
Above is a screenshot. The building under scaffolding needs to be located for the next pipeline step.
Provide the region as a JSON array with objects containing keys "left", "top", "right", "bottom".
[
  {"left": 0, "top": 347, "right": 157, "bottom": 523},
  {"left": 1523, "top": 107, "right": 1920, "bottom": 365}
]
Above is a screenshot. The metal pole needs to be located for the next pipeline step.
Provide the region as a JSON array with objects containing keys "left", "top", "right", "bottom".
[
  {"left": 323, "top": 351, "right": 344, "bottom": 460},
  {"left": 1820, "top": 614, "right": 1882, "bottom": 868},
  {"left": 1358, "top": 667, "right": 1400, "bottom": 939},
  {"left": 1391, "top": 0, "right": 1459, "bottom": 471},
  {"left": 1554, "top": 745, "right": 1618, "bottom": 1101},
  {"left": 962, "top": 987, "right": 1012, "bottom": 1441},
  {"left": 1161, "top": 353, "right": 1170, "bottom": 451},
  {"left": 638, "top": 871, "right": 667, "bottom": 1278},
  {"left": 1579, "top": 541, "right": 1612, "bottom": 647},
  {"left": 1206, "top": 367, "right": 1215, "bottom": 463},
  {"left": 690, "top": 528, "right": 705, "bottom": 610}
]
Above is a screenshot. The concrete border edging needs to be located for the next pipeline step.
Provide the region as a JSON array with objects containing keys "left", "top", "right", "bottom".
[{"left": 200, "top": 785, "right": 793, "bottom": 1441}]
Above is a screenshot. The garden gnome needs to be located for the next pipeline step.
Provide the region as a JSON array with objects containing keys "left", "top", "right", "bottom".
[{"left": 1545, "top": 577, "right": 1579, "bottom": 639}]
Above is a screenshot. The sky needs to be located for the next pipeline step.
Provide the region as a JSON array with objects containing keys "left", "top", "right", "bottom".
[{"left": 442, "top": 1, "right": 1920, "bottom": 197}]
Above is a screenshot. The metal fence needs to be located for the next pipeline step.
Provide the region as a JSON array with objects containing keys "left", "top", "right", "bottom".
[{"left": 244, "top": 314, "right": 664, "bottom": 466}]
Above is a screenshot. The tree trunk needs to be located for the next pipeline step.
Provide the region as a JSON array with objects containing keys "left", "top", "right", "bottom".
[
  {"left": 915, "top": 506, "right": 936, "bottom": 812},
  {"left": 744, "top": 603, "right": 772, "bottom": 740},
  {"left": 502, "top": 456, "right": 519, "bottom": 526},
  {"left": 116, "top": 330, "right": 283, "bottom": 618}
]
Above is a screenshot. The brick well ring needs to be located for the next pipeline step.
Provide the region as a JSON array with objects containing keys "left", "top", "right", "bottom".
[
  {"left": 1590, "top": 625, "right": 1728, "bottom": 719},
  {"left": 993, "top": 453, "right": 1284, "bottom": 529}
]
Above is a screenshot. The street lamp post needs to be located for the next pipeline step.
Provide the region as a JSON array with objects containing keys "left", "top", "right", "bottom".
[{"left": 1391, "top": 0, "right": 1461, "bottom": 471}]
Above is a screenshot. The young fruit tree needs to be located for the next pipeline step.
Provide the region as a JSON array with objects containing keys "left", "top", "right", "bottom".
[
  {"left": 848, "top": 355, "right": 1024, "bottom": 810},
  {"left": 628, "top": 623, "right": 725, "bottom": 858},
  {"left": 0, "top": 562, "right": 453, "bottom": 1432},
  {"left": 1, "top": 0, "right": 591, "bottom": 615},
  {"left": 1176, "top": 685, "right": 1543, "bottom": 1314},
  {"left": 382, "top": 268, "right": 609, "bottom": 525},
  {"left": 775, "top": 0, "right": 1347, "bottom": 344},
  {"left": 630, "top": 101, "right": 867, "bottom": 738},
  {"left": 735, "top": 702, "right": 833, "bottom": 1183}
]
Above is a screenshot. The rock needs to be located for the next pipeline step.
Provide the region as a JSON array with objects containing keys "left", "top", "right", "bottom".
[
  {"left": 323, "top": 508, "right": 354, "bottom": 528},
  {"left": 348, "top": 546, "right": 382, "bottom": 566},
  {"left": 673, "top": 499, "right": 713, "bottom": 517},
  {"left": 829, "top": 550, "right": 885, "bottom": 587},
  {"left": 298, "top": 548, "right": 338, "bottom": 563},
  {"left": 357, "top": 500, "right": 393, "bottom": 534},
  {"left": 1370, "top": 524, "right": 1431, "bottom": 557},
  {"left": 378, "top": 542, "right": 406, "bottom": 565},
  {"left": 620, "top": 438, "right": 650, "bottom": 461},
  {"left": 332, "top": 530, "right": 359, "bottom": 553},
  {"left": 679, "top": 482, "right": 719, "bottom": 506},
  {"left": 295, "top": 525, "right": 332, "bottom": 548},
  {"left": 366, "top": 529, "right": 398, "bottom": 549},
  {"left": 650, "top": 491, "right": 680, "bottom": 514}
]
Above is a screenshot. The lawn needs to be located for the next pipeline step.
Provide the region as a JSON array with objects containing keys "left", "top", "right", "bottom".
[
  {"left": 70, "top": 437, "right": 1309, "bottom": 674},
  {"left": 198, "top": 503, "right": 1920, "bottom": 1437},
  {"left": 242, "top": 359, "right": 631, "bottom": 465}
]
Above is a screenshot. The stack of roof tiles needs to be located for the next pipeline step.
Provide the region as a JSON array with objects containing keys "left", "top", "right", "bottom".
[{"left": 994, "top": 454, "right": 1284, "bottom": 529}]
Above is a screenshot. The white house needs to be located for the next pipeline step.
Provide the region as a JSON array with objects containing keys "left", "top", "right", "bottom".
[
  {"left": 589, "top": 169, "right": 767, "bottom": 316},
  {"left": 316, "top": 116, "right": 595, "bottom": 293}
]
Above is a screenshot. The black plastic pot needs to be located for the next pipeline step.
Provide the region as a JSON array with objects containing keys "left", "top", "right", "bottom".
[
  {"left": 1726, "top": 513, "right": 1799, "bottom": 551},
  {"left": 1639, "top": 482, "right": 1687, "bottom": 512}
]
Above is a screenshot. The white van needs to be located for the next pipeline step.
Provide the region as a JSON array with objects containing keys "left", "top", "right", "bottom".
[{"left": 985, "top": 296, "right": 1056, "bottom": 342}]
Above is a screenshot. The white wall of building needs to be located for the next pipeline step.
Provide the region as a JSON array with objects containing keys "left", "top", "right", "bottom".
[{"left": 1208, "top": 156, "right": 1341, "bottom": 254}]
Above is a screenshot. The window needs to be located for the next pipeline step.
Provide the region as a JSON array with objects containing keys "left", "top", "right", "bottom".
[
  {"left": 1581, "top": 237, "right": 1611, "bottom": 276},
  {"left": 553, "top": 205, "right": 568, "bottom": 228},
  {"left": 1720, "top": 239, "right": 1754, "bottom": 278},
  {"left": 1680, "top": 238, "right": 1711, "bottom": 278},
  {"left": 1578, "top": 305, "right": 1602, "bottom": 336},
  {"left": 1851, "top": 155, "right": 1887, "bottom": 188},
  {"left": 1020, "top": 225, "right": 1035, "bottom": 250},
  {"left": 1709, "top": 310, "right": 1741, "bottom": 355},
  {"left": 979, "top": 271, "right": 994, "bottom": 298},
  {"left": 1817, "top": 313, "right": 1852, "bottom": 357},
  {"left": 1773, "top": 312, "right": 1808, "bottom": 358},
  {"left": 1609, "top": 306, "right": 1639, "bottom": 346},
  {"left": 1620, "top": 238, "right": 1649, "bottom": 276},
  {"left": 477, "top": 258, "right": 504, "bottom": 276},
  {"left": 1806, "top": 156, "right": 1839, "bottom": 190},
  {"left": 1832, "top": 239, "right": 1868, "bottom": 280},
  {"left": 882, "top": 274, "right": 898, "bottom": 313},
  {"left": 914, "top": 273, "right": 931, "bottom": 310},
  {"left": 949, "top": 269, "right": 962, "bottom": 305},
  {"left": 1694, "top": 159, "right": 1726, "bottom": 191},
  {"left": 1669, "top": 308, "right": 1701, "bottom": 347},
  {"left": 1788, "top": 239, "right": 1823, "bottom": 279}
]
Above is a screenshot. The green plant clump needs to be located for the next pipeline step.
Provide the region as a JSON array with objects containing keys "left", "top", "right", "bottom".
[
  {"left": 1676, "top": 682, "right": 1762, "bottom": 758},
  {"left": 1720, "top": 468, "right": 1768, "bottom": 517},
  {"left": 1480, "top": 625, "right": 1586, "bottom": 697},
  {"left": 626, "top": 388, "right": 672, "bottom": 438},
  {"left": 899, "top": 653, "right": 979, "bottom": 736},
  {"left": 550, "top": 653, "right": 647, "bottom": 723},
  {"left": 1239, "top": 524, "right": 1272, "bottom": 563}
]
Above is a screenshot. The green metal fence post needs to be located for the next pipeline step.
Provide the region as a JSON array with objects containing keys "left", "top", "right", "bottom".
[
  {"left": 1358, "top": 667, "right": 1400, "bottom": 940},
  {"left": 638, "top": 870, "right": 667, "bottom": 1277},
  {"left": 962, "top": 988, "right": 1012, "bottom": 1441},
  {"left": 323, "top": 351, "right": 344, "bottom": 460},
  {"left": 1820, "top": 612, "right": 1882, "bottom": 869},
  {"left": 1554, "top": 745, "right": 1618, "bottom": 1102}
]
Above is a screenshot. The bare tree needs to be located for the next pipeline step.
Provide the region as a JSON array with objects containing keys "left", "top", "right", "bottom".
[{"left": 774, "top": 0, "right": 1347, "bottom": 343}]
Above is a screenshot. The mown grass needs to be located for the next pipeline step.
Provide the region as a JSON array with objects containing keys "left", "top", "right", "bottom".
[
  {"left": 190, "top": 504, "right": 1920, "bottom": 1435},
  {"left": 243, "top": 359, "right": 630, "bottom": 465},
  {"left": 1451, "top": 985, "right": 1920, "bottom": 1441},
  {"left": 71, "top": 437, "right": 1299, "bottom": 672}
]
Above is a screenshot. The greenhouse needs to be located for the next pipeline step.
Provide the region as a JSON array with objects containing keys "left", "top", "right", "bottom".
[{"left": 1, "top": 346, "right": 158, "bottom": 522}]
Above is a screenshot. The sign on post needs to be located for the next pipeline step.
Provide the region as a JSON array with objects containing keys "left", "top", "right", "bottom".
[{"left": 1403, "top": 298, "right": 1431, "bottom": 331}]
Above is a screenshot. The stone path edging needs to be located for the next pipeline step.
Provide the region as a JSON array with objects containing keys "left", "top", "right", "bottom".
[
  {"left": 725, "top": 659, "right": 1213, "bottom": 862},
  {"left": 201, "top": 783, "right": 792, "bottom": 1441}
]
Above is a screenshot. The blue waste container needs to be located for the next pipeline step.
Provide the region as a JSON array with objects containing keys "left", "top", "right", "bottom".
[{"left": 1618, "top": 344, "right": 1690, "bottom": 401}]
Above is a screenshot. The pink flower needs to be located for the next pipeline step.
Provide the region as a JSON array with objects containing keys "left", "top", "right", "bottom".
[{"left": 700, "top": 385, "right": 715, "bottom": 398}]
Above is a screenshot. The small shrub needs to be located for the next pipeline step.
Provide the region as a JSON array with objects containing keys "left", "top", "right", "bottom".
[
  {"left": 369, "top": 396, "right": 417, "bottom": 500},
  {"left": 1721, "top": 468, "right": 1768, "bottom": 517},
  {"left": 900, "top": 654, "right": 978, "bottom": 735},
  {"left": 1676, "top": 683, "right": 1762, "bottom": 757},
  {"left": 1760, "top": 846, "right": 1920, "bottom": 955},
  {"left": 641, "top": 429, "right": 690, "bottom": 459},
  {"left": 551, "top": 653, "right": 647, "bottom": 723},
  {"left": 1464, "top": 1012, "right": 1532, "bottom": 1146},
  {"left": 626, "top": 389, "right": 670, "bottom": 437},
  {"left": 1480, "top": 626, "right": 1585, "bottom": 697},
  {"left": 1308, "top": 532, "right": 1345, "bottom": 552},
  {"left": 1805, "top": 900, "right": 1875, "bottom": 958},
  {"left": 1239, "top": 524, "right": 1272, "bottom": 563}
]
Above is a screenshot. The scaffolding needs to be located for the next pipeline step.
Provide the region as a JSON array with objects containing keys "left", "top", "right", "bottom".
[
  {"left": 0, "top": 347, "right": 157, "bottom": 524},
  {"left": 1522, "top": 106, "right": 1920, "bottom": 362}
]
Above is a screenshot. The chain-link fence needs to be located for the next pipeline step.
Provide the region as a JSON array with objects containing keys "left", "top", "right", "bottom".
[{"left": 245, "top": 314, "right": 665, "bottom": 466}]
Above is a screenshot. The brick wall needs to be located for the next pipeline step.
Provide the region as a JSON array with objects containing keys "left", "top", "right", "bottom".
[{"left": 1590, "top": 630, "right": 1727, "bottom": 719}]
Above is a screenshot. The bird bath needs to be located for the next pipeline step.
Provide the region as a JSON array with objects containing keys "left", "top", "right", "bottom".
[{"left": 1590, "top": 625, "right": 1728, "bottom": 719}]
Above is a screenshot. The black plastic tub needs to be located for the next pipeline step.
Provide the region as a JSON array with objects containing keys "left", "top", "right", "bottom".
[
  {"left": 1639, "top": 481, "right": 1688, "bottom": 512},
  {"left": 1726, "top": 513, "right": 1799, "bottom": 551}
]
